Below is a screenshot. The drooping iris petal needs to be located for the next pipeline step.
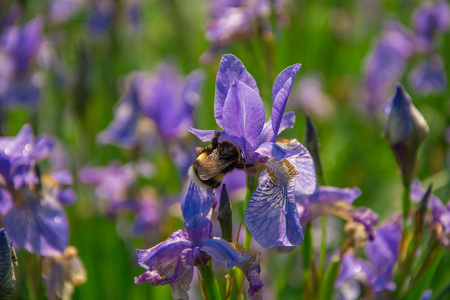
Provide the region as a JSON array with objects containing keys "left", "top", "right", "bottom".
[
  {"left": 181, "top": 181, "right": 215, "bottom": 230},
  {"left": 271, "top": 64, "right": 302, "bottom": 142},
  {"left": 0, "top": 228, "right": 15, "bottom": 299},
  {"left": 4, "top": 188, "right": 68, "bottom": 256},
  {"left": 222, "top": 79, "right": 265, "bottom": 159},
  {"left": 281, "top": 139, "right": 317, "bottom": 198},
  {"left": 259, "top": 111, "right": 296, "bottom": 145},
  {"left": 201, "top": 237, "right": 248, "bottom": 269},
  {"left": 135, "top": 230, "right": 196, "bottom": 300},
  {"left": 214, "top": 54, "right": 259, "bottom": 128},
  {"left": 366, "top": 221, "right": 401, "bottom": 292},
  {"left": 307, "top": 186, "right": 361, "bottom": 204},
  {"left": 136, "top": 229, "right": 193, "bottom": 270},
  {"left": 245, "top": 160, "right": 303, "bottom": 248}
]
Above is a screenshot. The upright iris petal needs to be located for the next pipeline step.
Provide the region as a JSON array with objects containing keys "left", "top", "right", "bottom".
[
  {"left": 214, "top": 54, "right": 259, "bottom": 128},
  {"left": 271, "top": 64, "right": 302, "bottom": 141},
  {"left": 222, "top": 79, "right": 265, "bottom": 159}
]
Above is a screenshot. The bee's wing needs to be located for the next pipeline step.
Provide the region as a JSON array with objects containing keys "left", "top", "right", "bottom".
[{"left": 197, "top": 149, "right": 235, "bottom": 181}]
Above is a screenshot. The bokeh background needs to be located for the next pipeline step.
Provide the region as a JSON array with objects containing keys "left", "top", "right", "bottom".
[{"left": 1, "top": 0, "right": 449, "bottom": 299}]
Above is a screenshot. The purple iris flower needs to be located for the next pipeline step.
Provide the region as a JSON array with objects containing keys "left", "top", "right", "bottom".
[
  {"left": 202, "top": 0, "right": 270, "bottom": 63},
  {"left": 364, "top": 24, "right": 414, "bottom": 111},
  {"left": 0, "top": 125, "right": 69, "bottom": 256},
  {"left": 413, "top": 0, "right": 450, "bottom": 48},
  {"left": 78, "top": 162, "right": 137, "bottom": 212},
  {"left": 336, "top": 218, "right": 402, "bottom": 296},
  {"left": 0, "top": 17, "right": 43, "bottom": 107},
  {"left": 189, "top": 54, "right": 316, "bottom": 248},
  {"left": 98, "top": 65, "right": 203, "bottom": 148},
  {"left": 135, "top": 181, "right": 248, "bottom": 299},
  {"left": 409, "top": 54, "right": 447, "bottom": 94}
]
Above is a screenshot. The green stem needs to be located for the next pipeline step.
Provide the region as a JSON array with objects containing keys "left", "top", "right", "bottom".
[
  {"left": 243, "top": 173, "right": 259, "bottom": 250},
  {"left": 402, "top": 182, "right": 411, "bottom": 228},
  {"left": 198, "top": 258, "right": 221, "bottom": 300},
  {"left": 319, "top": 256, "right": 340, "bottom": 300},
  {"left": 301, "top": 223, "right": 313, "bottom": 300}
]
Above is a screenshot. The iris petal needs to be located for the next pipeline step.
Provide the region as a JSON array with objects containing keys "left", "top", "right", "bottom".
[
  {"left": 214, "top": 54, "right": 259, "bottom": 128},
  {"left": 245, "top": 160, "right": 303, "bottom": 248},
  {"left": 181, "top": 181, "right": 215, "bottom": 230},
  {"left": 271, "top": 64, "right": 301, "bottom": 142},
  {"left": 187, "top": 127, "right": 219, "bottom": 142},
  {"left": 4, "top": 188, "right": 68, "bottom": 256},
  {"left": 254, "top": 142, "right": 300, "bottom": 162},
  {"left": 259, "top": 111, "right": 296, "bottom": 145},
  {"left": 97, "top": 83, "right": 140, "bottom": 148},
  {"left": 277, "top": 139, "right": 317, "bottom": 197},
  {"left": 201, "top": 238, "right": 248, "bottom": 269},
  {"left": 222, "top": 79, "right": 265, "bottom": 159}
]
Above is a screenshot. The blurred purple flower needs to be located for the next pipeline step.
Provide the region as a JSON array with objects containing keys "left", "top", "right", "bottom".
[
  {"left": 138, "top": 65, "right": 204, "bottom": 141},
  {"left": 78, "top": 162, "right": 136, "bottom": 211},
  {"left": 202, "top": 0, "right": 270, "bottom": 63},
  {"left": 0, "top": 17, "right": 43, "bottom": 107},
  {"left": 97, "top": 79, "right": 141, "bottom": 148},
  {"left": 336, "top": 219, "right": 402, "bottom": 296},
  {"left": 50, "top": 0, "right": 86, "bottom": 23},
  {"left": 135, "top": 181, "right": 248, "bottom": 299},
  {"left": 409, "top": 54, "right": 447, "bottom": 94},
  {"left": 297, "top": 186, "right": 361, "bottom": 224},
  {"left": 87, "top": 0, "right": 114, "bottom": 36},
  {"left": 190, "top": 54, "right": 316, "bottom": 248},
  {"left": 98, "top": 65, "right": 203, "bottom": 148},
  {"left": 0, "top": 125, "right": 72, "bottom": 256},
  {"left": 413, "top": 0, "right": 450, "bottom": 48},
  {"left": 289, "top": 74, "right": 335, "bottom": 120},
  {"left": 364, "top": 24, "right": 414, "bottom": 111}
]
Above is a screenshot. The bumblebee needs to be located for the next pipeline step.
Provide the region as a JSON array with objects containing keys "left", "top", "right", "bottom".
[{"left": 188, "top": 132, "right": 252, "bottom": 189}]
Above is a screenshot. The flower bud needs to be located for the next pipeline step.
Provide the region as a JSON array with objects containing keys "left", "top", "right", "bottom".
[{"left": 384, "top": 83, "right": 429, "bottom": 186}]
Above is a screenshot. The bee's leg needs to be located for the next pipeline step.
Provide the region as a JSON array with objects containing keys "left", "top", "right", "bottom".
[
  {"left": 235, "top": 163, "right": 255, "bottom": 170},
  {"left": 211, "top": 131, "right": 222, "bottom": 148}
]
